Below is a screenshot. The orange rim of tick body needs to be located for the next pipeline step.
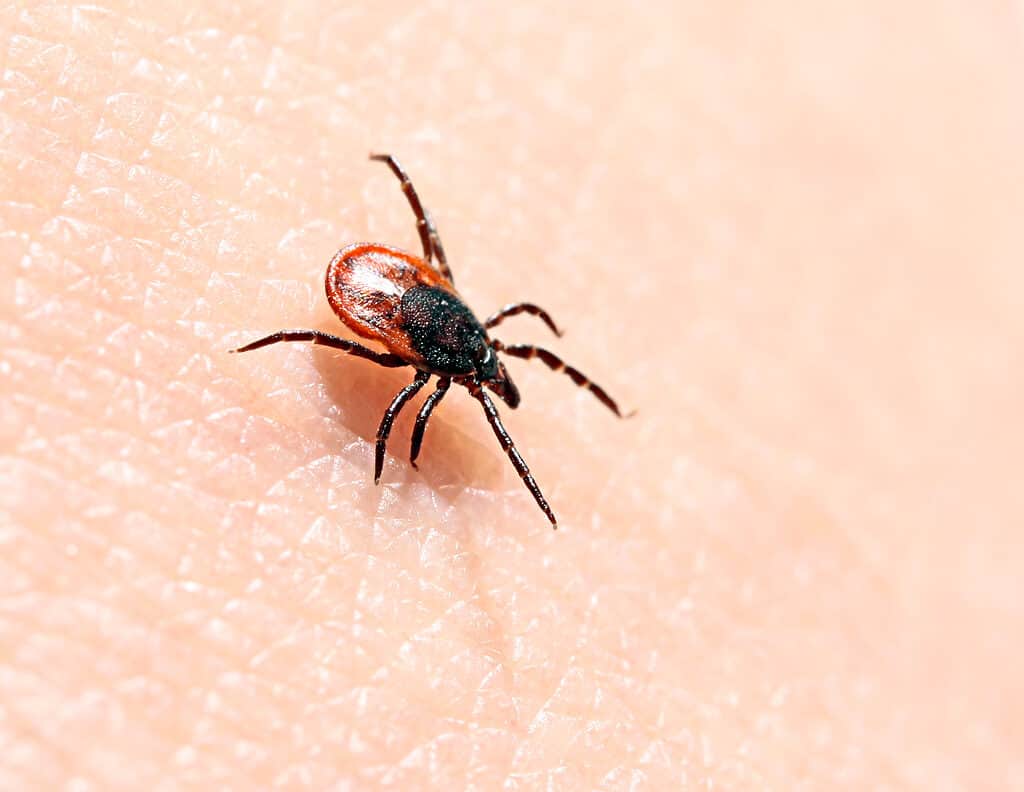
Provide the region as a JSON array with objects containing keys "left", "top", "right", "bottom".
[{"left": 325, "top": 243, "right": 456, "bottom": 368}]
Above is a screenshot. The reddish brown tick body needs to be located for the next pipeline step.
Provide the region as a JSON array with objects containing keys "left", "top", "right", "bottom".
[{"left": 232, "top": 154, "right": 626, "bottom": 528}]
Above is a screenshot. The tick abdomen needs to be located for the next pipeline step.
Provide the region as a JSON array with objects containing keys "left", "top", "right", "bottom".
[{"left": 326, "top": 242, "right": 454, "bottom": 363}]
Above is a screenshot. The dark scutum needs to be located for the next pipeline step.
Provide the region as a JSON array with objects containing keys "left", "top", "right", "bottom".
[{"left": 401, "top": 285, "right": 489, "bottom": 376}]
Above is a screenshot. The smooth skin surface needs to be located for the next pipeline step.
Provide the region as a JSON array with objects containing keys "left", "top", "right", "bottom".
[{"left": 2, "top": 2, "right": 1022, "bottom": 789}]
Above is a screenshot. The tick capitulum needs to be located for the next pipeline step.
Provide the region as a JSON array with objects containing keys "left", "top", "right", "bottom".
[{"left": 231, "top": 153, "right": 626, "bottom": 528}]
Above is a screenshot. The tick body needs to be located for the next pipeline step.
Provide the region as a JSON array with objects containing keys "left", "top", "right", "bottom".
[{"left": 232, "top": 154, "right": 626, "bottom": 528}]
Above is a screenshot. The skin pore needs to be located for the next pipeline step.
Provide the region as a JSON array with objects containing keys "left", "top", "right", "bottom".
[{"left": 2, "top": 2, "right": 1022, "bottom": 788}]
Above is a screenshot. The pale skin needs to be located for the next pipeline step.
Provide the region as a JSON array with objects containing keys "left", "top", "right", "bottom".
[{"left": 2, "top": 2, "right": 1022, "bottom": 789}]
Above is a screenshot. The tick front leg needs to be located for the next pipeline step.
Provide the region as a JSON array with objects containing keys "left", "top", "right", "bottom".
[
  {"left": 230, "top": 330, "right": 408, "bottom": 367},
  {"left": 410, "top": 377, "right": 452, "bottom": 468},
  {"left": 493, "top": 341, "right": 629, "bottom": 417},
  {"left": 375, "top": 371, "right": 431, "bottom": 484},
  {"left": 484, "top": 303, "right": 562, "bottom": 337},
  {"left": 467, "top": 383, "right": 557, "bottom": 529}
]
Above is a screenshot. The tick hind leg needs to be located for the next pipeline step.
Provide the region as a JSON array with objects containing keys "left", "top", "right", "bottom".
[
  {"left": 493, "top": 341, "right": 628, "bottom": 417},
  {"left": 375, "top": 371, "right": 431, "bottom": 484},
  {"left": 370, "top": 153, "right": 454, "bottom": 284},
  {"left": 230, "top": 330, "right": 408, "bottom": 367},
  {"left": 410, "top": 377, "right": 452, "bottom": 468},
  {"left": 467, "top": 382, "right": 557, "bottom": 529}
]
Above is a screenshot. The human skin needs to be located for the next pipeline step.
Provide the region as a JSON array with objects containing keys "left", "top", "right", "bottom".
[{"left": 2, "top": 1, "right": 1022, "bottom": 789}]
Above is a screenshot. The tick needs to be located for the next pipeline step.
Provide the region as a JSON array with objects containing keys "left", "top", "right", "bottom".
[{"left": 232, "top": 153, "right": 627, "bottom": 528}]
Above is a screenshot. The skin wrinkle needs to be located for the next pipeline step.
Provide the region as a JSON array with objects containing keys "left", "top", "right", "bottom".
[{"left": 3, "top": 1, "right": 1024, "bottom": 790}]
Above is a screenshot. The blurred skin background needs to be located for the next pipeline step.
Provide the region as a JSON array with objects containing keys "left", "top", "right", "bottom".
[{"left": 2, "top": 2, "right": 1022, "bottom": 789}]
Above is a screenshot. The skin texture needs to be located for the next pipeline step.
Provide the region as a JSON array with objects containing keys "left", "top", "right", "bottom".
[{"left": 2, "top": 2, "right": 1022, "bottom": 789}]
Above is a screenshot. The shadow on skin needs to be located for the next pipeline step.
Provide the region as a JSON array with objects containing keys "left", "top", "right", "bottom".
[{"left": 308, "top": 321, "right": 505, "bottom": 509}]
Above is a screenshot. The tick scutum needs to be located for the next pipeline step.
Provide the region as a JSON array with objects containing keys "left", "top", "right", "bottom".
[{"left": 401, "top": 285, "right": 490, "bottom": 377}]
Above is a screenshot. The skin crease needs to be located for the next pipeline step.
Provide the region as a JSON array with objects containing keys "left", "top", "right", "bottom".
[{"left": 1, "top": 0, "right": 1022, "bottom": 789}]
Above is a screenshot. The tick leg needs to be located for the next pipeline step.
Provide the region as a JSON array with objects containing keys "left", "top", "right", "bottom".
[
  {"left": 375, "top": 371, "right": 431, "bottom": 484},
  {"left": 484, "top": 303, "right": 563, "bottom": 337},
  {"left": 410, "top": 377, "right": 452, "bottom": 468},
  {"left": 425, "top": 208, "right": 452, "bottom": 285},
  {"left": 467, "top": 383, "right": 557, "bottom": 529},
  {"left": 369, "top": 153, "right": 454, "bottom": 284},
  {"left": 230, "top": 330, "right": 408, "bottom": 367},
  {"left": 494, "top": 341, "right": 627, "bottom": 417}
]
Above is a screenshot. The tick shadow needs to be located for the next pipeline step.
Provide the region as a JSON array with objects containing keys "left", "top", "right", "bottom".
[{"left": 310, "top": 332, "right": 504, "bottom": 512}]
